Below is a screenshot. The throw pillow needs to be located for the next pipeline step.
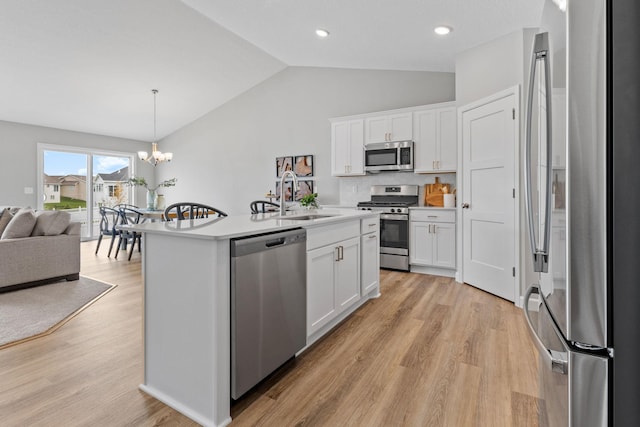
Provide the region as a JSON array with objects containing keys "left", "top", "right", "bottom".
[
  {"left": 0, "top": 208, "right": 13, "bottom": 236},
  {"left": 1, "top": 208, "right": 37, "bottom": 239},
  {"left": 31, "top": 210, "right": 72, "bottom": 236}
]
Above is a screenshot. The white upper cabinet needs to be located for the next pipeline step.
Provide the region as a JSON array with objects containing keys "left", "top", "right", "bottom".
[
  {"left": 331, "top": 119, "right": 365, "bottom": 176},
  {"left": 365, "top": 113, "right": 412, "bottom": 143},
  {"left": 413, "top": 106, "right": 457, "bottom": 173}
]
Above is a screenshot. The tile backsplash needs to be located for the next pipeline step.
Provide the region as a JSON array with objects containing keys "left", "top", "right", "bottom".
[{"left": 339, "top": 172, "right": 457, "bottom": 206}]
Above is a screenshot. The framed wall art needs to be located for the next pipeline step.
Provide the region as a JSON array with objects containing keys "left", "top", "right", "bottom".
[
  {"left": 294, "top": 155, "right": 314, "bottom": 177},
  {"left": 276, "top": 156, "right": 293, "bottom": 178},
  {"left": 275, "top": 181, "right": 293, "bottom": 202},
  {"left": 295, "top": 180, "right": 314, "bottom": 201}
]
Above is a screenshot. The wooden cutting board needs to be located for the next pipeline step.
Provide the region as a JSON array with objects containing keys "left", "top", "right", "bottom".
[{"left": 424, "top": 177, "right": 451, "bottom": 207}]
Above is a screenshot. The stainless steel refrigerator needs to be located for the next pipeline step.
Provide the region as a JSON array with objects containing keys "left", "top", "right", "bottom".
[{"left": 523, "top": 0, "right": 640, "bottom": 425}]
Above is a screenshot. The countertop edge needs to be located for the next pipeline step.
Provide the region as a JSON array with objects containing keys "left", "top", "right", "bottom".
[{"left": 120, "top": 210, "right": 379, "bottom": 240}]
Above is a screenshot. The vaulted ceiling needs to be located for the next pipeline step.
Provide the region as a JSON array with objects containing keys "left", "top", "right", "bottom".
[{"left": 0, "top": 0, "right": 543, "bottom": 141}]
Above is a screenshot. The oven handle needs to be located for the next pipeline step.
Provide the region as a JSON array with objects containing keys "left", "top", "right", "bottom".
[{"left": 380, "top": 214, "right": 409, "bottom": 221}]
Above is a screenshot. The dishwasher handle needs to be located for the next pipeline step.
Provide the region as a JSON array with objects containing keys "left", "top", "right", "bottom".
[
  {"left": 265, "top": 237, "right": 285, "bottom": 247},
  {"left": 231, "top": 228, "right": 306, "bottom": 257}
]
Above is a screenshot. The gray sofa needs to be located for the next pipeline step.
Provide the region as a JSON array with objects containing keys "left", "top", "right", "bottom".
[{"left": 0, "top": 208, "right": 81, "bottom": 293}]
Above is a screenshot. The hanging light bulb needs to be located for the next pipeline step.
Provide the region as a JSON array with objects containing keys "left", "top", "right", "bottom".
[{"left": 138, "top": 89, "right": 173, "bottom": 166}]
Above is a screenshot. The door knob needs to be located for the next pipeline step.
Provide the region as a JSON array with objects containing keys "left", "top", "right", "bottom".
[{"left": 462, "top": 203, "right": 470, "bottom": 209}]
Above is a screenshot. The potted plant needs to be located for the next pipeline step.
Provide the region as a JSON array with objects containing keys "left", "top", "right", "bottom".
[
  {"left": 128, "top": 177, "right": 177, "bottom": 210},
  {"left": 299, "top": 192, "right": 319, "bottom": 209}
]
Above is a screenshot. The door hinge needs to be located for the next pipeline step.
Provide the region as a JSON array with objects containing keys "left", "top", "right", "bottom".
[
  {"left": 512, "top": 108, "right": 516, "bottom": 120},
  {"left": 513, "top": 188, "right": 516, "bottom": 198},
  {"left": 512, "top": 267, "right": 516, "bottom": 277}
]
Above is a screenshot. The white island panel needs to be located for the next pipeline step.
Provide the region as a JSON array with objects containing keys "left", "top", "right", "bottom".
[
  {"left": 128, "top": 209, "right": 380, "bottom": 426},
  {"left": 140, "top": 232, "right": 231, "bottom": 427}
]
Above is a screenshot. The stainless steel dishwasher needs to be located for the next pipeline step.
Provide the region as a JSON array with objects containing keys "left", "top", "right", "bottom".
[{"left": 230, "top": 228, "right": 307, "bottom": 400}]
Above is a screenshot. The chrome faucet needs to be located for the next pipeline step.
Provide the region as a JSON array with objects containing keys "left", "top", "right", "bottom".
[{"left": 279, "top": 170, "right": 299, "bottom": 216}]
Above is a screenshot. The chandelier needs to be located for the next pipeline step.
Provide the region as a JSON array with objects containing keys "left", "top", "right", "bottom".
[{"left": 138, "top": 89, "right": 173, "bottom": 166}]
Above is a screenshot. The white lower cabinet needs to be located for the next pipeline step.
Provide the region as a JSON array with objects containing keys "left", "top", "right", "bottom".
[
  {"left": 306, "top": 216, "right": 380, "bottom": 340},
  {"left": 410, "top": 210, "right": 456, "bottom": 271},
  {"left": 307, "top": 221, "right": 362, "bottom": 337},
  {"left": 307, "top": 245, "right": 338, "bottom": 333},
  {"left": 335, "top": 237, "right": 361, "bottom": 311},
  {"left": 360, "top": 230, "right": 379, "bottom": 295}
]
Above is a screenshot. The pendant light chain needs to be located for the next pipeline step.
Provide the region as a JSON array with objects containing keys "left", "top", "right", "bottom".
[
  {"left": 138, "top": 88, "right": 173, "bottom": 165},
  {"left": 153, "top": 89, "right": 158, "bottom": 144}
]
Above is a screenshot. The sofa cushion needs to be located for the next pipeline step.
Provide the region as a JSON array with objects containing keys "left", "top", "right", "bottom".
[
  {"left": 0, "top": 209, "right": 13, "bottom": 236},
  {"left": 31, "top": 210, "right": 72, "bottom": 236},
  {"left": 1, "top": 208, "right": 37, "bottom": 239}
]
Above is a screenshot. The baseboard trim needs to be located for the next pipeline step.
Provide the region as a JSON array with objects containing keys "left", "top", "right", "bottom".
[
  {"left": 409, "top": 265, "right": 456, "bottom": 278},
  {"left": 139, "top": 384, "right": 231, "bottom": 427}
]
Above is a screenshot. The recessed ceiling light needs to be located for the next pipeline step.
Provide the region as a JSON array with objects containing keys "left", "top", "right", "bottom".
[
  {"left": 434, "top": 26, "right": 452, "bottom": 36},
  {"left": 315, "top": 28, "right": 330, "bottom": 38}
]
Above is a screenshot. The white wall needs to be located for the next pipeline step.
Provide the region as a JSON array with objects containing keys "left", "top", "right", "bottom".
[
  {"left": 455, "top": 28, "right": 539, "bottom": 298},
  {"left": 156, "top": 66, "right": 455, "bottom": 215},
  {"left": 0, "top": 120, "right": 152, "bottom": 207}
]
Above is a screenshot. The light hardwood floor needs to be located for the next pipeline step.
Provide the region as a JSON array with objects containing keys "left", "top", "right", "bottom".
[{"left": 0, "top": 241, "right": 540, "bottom": 426}]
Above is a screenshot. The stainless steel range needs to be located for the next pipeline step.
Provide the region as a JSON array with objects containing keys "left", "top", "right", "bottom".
[{"left": 357, "top": 185, "right": 418, "bottom": 271}]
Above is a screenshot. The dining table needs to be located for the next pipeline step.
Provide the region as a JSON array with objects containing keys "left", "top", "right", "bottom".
[{"left": 137, "top": 208, "right": 166, "bottom": 222}]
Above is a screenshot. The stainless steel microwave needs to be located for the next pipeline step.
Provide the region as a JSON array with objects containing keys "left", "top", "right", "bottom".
[{"left": 364, "top": 141, "right": 414, "bottom": 172}]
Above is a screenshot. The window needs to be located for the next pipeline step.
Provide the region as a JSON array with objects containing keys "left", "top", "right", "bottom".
[{"left": 38, "top": 144, "right": 135, "bottom": 240}]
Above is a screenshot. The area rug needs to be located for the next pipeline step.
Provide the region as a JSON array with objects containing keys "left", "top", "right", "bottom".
[{"left": 0, "top": 276, "right": 116, "bottom": 349}]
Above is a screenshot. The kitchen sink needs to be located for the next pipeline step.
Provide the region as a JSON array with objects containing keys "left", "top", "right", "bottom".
[{"left": 272, "top": 214, "right": 336, "bottom": 221}]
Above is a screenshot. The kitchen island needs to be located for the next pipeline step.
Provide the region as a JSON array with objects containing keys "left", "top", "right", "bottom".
[{"left": 123, "top": 209, "right": 380, "bottom": 427}]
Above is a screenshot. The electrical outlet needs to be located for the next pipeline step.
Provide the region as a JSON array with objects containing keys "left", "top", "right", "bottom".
[{"left": 24, "top": 187, "right": 33, "bottom": 194}]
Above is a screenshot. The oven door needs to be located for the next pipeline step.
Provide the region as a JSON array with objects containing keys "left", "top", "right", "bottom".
[{"left": 379, "top": 213, "right": 409, "bottom": 271}]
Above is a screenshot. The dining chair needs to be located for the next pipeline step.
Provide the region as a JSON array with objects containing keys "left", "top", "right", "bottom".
[
  {"left": 113, "top": 203, "right": 139, "bottom": 210},
  {"left": 163, "top": 203, "right": 228, "bottom": 221},
  {"left": 96, "top": 206, "right": 121, "bottom": 257},
  {"left": 115, "top": 206, "right": 144, "bottom": 261},
  {"left": 249, "top": 200, "right": 279, "bottom": 214}
]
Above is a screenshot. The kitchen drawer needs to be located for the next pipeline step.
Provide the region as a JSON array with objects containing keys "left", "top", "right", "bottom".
[
  {"left": 360, "top": 216, "right": 379, "bottom": 234},
  {"left": 306, "top": 220, "right": 360, "bottom": 251},
  {"left": 410, "top": 209, "right": 455, "bottom": 223}
]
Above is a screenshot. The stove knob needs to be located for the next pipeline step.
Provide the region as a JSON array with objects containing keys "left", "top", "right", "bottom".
[{"left": 391, "top": 208, "right": 395, "bottom": 213}]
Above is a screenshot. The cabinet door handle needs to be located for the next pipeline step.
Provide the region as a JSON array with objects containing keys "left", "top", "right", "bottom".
[
  {"left": 339, "top": 245, "right": 344, "bottom": 260},
  {"left": 432, "top": 160, "right": 435, "bottom": 169},
  {"left": 335, "top": 246, "right": 340, "bottom": 261},
  {"left": 433, "top": 225, "right": 437, "bottom": 233},
  {"left": 462, "top": 203, "right": 470, "bottom": 209},
  {"left": 437, "top": 160, "right": 440, "bottom": 169},
  {"left": 428, "top": 224, "right": 432, "bottom": 233},
  {"left": 368, "top": 234, "right": 377, "bottom": 239}
]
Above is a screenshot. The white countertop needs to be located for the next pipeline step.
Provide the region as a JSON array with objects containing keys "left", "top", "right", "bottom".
[{"left": 121, "top": 209, "right": 378, "bottom": 240}]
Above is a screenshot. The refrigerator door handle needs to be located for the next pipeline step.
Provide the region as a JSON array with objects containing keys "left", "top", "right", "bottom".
[
  {"left": 523, "top": 285, "right": 568, "bottom": 375},
  {"left": 524, "top": 32, "right": 553, "bottom": 273}
]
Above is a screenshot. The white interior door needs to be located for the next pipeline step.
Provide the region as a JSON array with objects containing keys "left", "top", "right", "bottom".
[{"left": 461, "top": 92, "right": 517, "bottom": 301}]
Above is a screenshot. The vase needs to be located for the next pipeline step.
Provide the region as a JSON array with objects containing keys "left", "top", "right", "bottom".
[
  {"left": 156, "top": 194, "right": 166, "bottom": 210},
  {"left": 146, "top": 189, "right": 157, "bottom": 210}
]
